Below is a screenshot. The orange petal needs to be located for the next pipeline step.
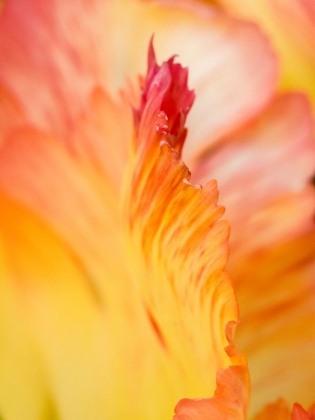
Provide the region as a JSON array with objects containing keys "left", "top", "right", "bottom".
[
  {"left": 253, "top": 400, "right": 315, "bottom": 420},
  {"left": 291, "top": 403, "right": 315, "bottom": 420},
  {"left": 173, "top": 365, "right": 249, "bottom": 420},
  {"left": 253, "top": 399, "right": 290, "bottom": 420},
  {"left": 123, "top": 43, "right": 249, "bottom": 416}
]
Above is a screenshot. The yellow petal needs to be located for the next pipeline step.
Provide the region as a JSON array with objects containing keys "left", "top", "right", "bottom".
[{"left": 0, "top": 193, "right": 104, "bottom": 420}]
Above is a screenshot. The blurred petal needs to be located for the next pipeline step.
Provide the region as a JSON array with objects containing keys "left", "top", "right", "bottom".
[
  {"left": 235, "top": 232, "right": 315, "bottom": 415},
  {"left": 0, "top": 123, "right": 129, "bottom": 299},
  {"left": 0, "top": 86, "right": 26, "bottom": 140},
  {"left": 268, "top": 0, "right": 315, "bottom": 105},
  {"left": 0, "top": 193, "right": 103, "bottom": 420},
  {"left": 191, "top": 93, "right": 315, "bottom": 249},
  {"left": 215, "top": 0, "right": 315, "bottom": 107},
  {"left": 291, "top": 403, "right": 315, "bottom": 420},
  {"left": 191, "top": 92, "right": 315, "bottom": 413},
  {"left": 253, "top": 399, "right": 290, "bottom": 420},
  {"left": 0, "top": 0, "right": 278, "bottom": 154},
  {"left": 254, "top": 400, "right": 315, "bottom": 420},
  {"left": 105, "top": 0, "right": 278, "bottom": 158},
  {"left": 271, "top": 0, "right": 315, "bottom": 60},
  {"left": 0, "top": 0, "right": 111, "bottom": 139},
  {"left": 0, "top": 0, "right": 303, "bottom": 417}
]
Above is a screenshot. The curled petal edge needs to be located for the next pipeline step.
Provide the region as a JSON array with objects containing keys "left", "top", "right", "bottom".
[{"left": 173, "top": 320, "right": 249, "bottom": 420}]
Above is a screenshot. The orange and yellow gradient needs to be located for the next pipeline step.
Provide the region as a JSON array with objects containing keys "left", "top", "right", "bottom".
[{"left": 0, "top": 1, "right": 314, "bottom": 419}]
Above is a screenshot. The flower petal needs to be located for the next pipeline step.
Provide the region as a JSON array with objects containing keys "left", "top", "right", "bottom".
[
  {"left": 0, "top": 193, "right": 106, "bottom": 420},
  {"left": 253, "top": 400, "right": 315, "bottom": 420},
  {"left": 253, "top": 399, "right": 290, "bottom": 420},
  {"left": 0, "top": 0, "right": 278, "bottom": 155},
  {"left": 107, "top": 0, "right": 279, "bottom": 158},
  {"left": 190, "top": 92, "right": 315, "bottom": 413},
  {"left": 123, "top": 44, "right": 249, "bottom": 417},
  {"left": 173, "top": 322, "right": 249, "bottom": 420},
  {"left": 191, "top": 93, "right": 315, "bottom": 251},
  {"left": 0, "top": 86, "right": 26, "bottom": 140},
  {"left": 0, "top": 86, "right": 134, "bottom": 297},
  {"left": 0, "top": 0, "right": 277, "bottom": 416},
  {"left": 291, "top": 403, "right": 315, "bottom": 420},
  {"left": 0, "top": 0, "right": 112, "bottom": 139},
  {"left": 271, "top": 0, "right": 315, "bottom": 60},
  {"left": 196, "top": 94, "right": 315, "bottom": 410},
  {"left": 0, "top": 39, "right": 249, "bottom": 419},
  {"left": 235, "top": 232, "right": 315, "bottom": 415},
  {"left": 173, "top": 365, "right": 249, "bottom": 420},
  {"left": 216, "top": 0, "right": 315, "bottom": 107}
]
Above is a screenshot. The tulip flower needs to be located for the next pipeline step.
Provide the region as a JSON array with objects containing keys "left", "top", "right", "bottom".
[{"left": 0, "top": 1, "right": 314, "bottom": 420}]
